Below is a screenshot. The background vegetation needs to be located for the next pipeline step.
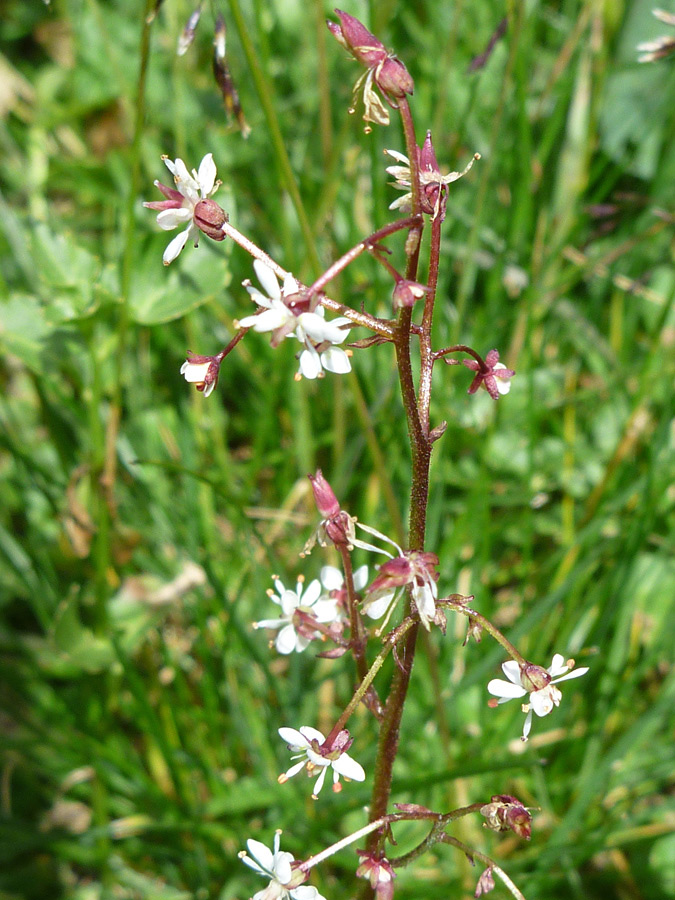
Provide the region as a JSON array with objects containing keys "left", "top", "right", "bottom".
[{"left": 1, "top": 0, "right": 674, "bottom": 898}]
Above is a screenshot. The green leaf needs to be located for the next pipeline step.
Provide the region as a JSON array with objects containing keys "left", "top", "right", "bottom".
[
  {"left": 129, "top": 238, "right": 232, "bottom": 324},
  {"left": 0, "top": 293, "right": 53, "bottom": 372}
]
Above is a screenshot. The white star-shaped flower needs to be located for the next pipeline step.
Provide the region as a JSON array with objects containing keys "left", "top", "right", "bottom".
[
  {"left": 238, "top": 261, "right": 352, "bottom": 379},
  {"left": 239, "top": 831, "right": 325, "bottom": 900},
  {"left": 254, "top": 572, "right": 340, "bottom": 655},
  {"left": 144, "top": 154, "right": 220, "bottom": 265},
  {"left": 487, "top": 653, "right": 589, "bottom": 741},
  {"left": 278, "top": 726, "right": 366, "bottom": 799}
]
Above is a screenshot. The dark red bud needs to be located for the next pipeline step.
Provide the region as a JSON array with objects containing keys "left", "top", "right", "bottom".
[
  {"left": 520, "top": 664, "right": 550, "bottom": 692},
  {"left": 419, "top": 130, "right": 440, "bottom": 173},
  {"left": 376, "top": 56, "right": 414, "bottom": 97},
  {"left": 194, "top": 199, "right": 228, "bottom": 240},
  {"left": 330, "top": 10, "right": 387, "bottom": 67},
  {"left": 309, "top": 469, "right": 341, "bottom": 518}
]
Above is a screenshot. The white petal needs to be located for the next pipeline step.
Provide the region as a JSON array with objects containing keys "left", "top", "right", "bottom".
[
  {"left": 384, "top": 149, "right": 410, "bottom": 164},
  {"left": 181, "top": 361, "right": 210, "bottom": 382},
  {"left": 312, "top": 766, "right": 328, "bottom": 796},
  {"left": 332, "top": 753, "right": 365, "bottom": 781},
  {"left": 254, "top": 617, "right": 287, "bottom": 629},
  {"left": 298, "top": 725, "right": 325, "bottom": 743},
  {"left": 301, "top": 579, "right": 322, "bottom": 606},
  {"left": 552, "top": 667, "right": 589, "bottom": 684},
  {"left": 547, "top": 654, "right": 568, "bottom": 677},
  {"left": 530, "top": 685, "right": 561, "bottom": 716},
  {"left": 282, "top": 272, "right": 300, "bottom": 295},
  {"left": 254, "top": 259, "right": 282, "bottom": 300},
  {"left": 501, "top": 660, "right": 524, "bottom": 686},
  {"left": 522, "top": 709, "right": 533, "bottom": 740},
  {"left": 278, "top": 727, "right": 309, "bottom": 747},
  {"left": 292, "top": 887, "right": 322, "bottom": 900},
  {"left": 353, "top": 565, "right": 369, "bottom": 591},
  {"left": 272, "top": 852, "right": 294, "bottom": 884},
  {"left": 312, "top": 598, "right": 339, "bottom": 623},
  {"left": 320, "top": 566, "right": 343, "bottom": 590},
  {"left": 284, "top": 760, "right": 308, "bottom": 779},
  {"left": 245, "top": 839, "right": 274, "bottom": 874},
  {"left": 162, "top": 228, "right": 191, "bottom": 264},
  {"left": 299, "top": 313, "right": 349, "bottom": 345},
  {"left": 202, "top": 380, "right": 216, "bottom": 398},
  {"left": 298, "top": 348, "right": 322, "bottom": 380},
  {"left": 364, "top": 590, "right": 395, "bottom": 620},
  {"left": 156, "top": 207, "right": 193, "bottom": 230},
  {"left": 245, "top": 286, "right": 273, "bottom": 309},
  {"left": 197, "top": 153, "right": 217, "bottom": 195},
  {"left": 173, "top": 158, "right": 200, "bottom": 198},
  {"left": 320, "top": 347, "right": 351, "bottom": 374},
  {"left": 275, "top": 624, "right": 299, "bottom": 654},
  {"left": 487, "top": 678, "right": 527, "bottom": 700},
  {"left": 239, "top": 308, "right": 292, "bottom": 333}
]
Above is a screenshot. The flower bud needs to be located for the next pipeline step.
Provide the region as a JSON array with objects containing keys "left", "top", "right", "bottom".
[
  {"left": 308, "top": 469, "right": 341, "bottom": 519},
  {"left": 392, "top": 279, "right": 428, "bottom": 309},
  {"left": 520, "top": 664, "right": 551, "bottom": 692},
  {"left": 194, "top": 199, "right": 228, "bottom": 240},
  {"left": 375, "top": 55, "right": 414, "bottom": 98},
  {"left": 328, "top": 10, "right": 387, "bottom": 67}
]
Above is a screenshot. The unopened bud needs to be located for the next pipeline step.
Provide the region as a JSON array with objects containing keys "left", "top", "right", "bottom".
[
  {"left": 376, "top": 56, "right": 414, "bottom": 98},
  {"left": 328, "top": 10, "right": 387, "bottom": 67},
  {"left": 308, "top": 469, "right": 341, "bottom": 518},
  {"left": 520, "top": 664, "right": 550, "bottom": 692},
  {"left": 392, "top": 279, "right": 428, "bottom": 309},
  {"left": 194, "top": 199, "right": 228, "bottom": 240}
]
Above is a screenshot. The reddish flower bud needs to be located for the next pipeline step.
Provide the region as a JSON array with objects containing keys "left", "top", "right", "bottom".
[
  {"left": 375, "top": 55, "right": 414, "bottom": 98},
  {"left": 194, "top": 199, "right": 228, "bottom": 240},
  {"left": 328, "top": 10, "right": 387, "bottom": 67},
  {"left": 392, "top": 279, "right": 429, "bottom": 309},
  {"left": 520, "top": 664, "right": 551, "bottom": 692},
  {"left": 308, "top": 469, "right": 341, "bottom": 519}
]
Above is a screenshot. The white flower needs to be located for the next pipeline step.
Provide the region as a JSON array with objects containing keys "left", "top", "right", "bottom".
[
  {"left": 278, "top": 725, "right": 365, "bottom": 799},
  {"left": 239, "top": 831, "right": 325, "bottom": 900},
  {"left": 254, "top": 573, "right": 340, "bottom": 654},
  {"left": 179, "top": 353, "right": 220, "bottom": 397},
  {"left": 238, "top": 261, "right": 352, "bottom": 379},
  {"left": 487, "top": 653, "right": 589, "bottom": 741},
  {"left": 384, "top": 147, "right": 478, "bottom": 215},
  {"left": 144, "top": 153, "right": 220, "bottom": 265}
]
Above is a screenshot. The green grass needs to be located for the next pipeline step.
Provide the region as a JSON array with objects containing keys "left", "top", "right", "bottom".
[{"left": 1, "top": 1, "right": 674, "bottom": 898}]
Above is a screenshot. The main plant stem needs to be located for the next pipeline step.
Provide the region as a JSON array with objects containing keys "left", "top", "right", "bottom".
[{"left": 364, "top": 97, "right": 436, "bottom": 868}]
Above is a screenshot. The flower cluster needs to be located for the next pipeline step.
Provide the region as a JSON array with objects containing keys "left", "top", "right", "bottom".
[
  {"left": 487, "top": 653, "right": 589, "bottom": 741},
  {"left": 327, "top": 9, "right": 413, "bottom": 129},
  {"left": 238, "top": 261, "right": 352, "bottom": 380},
  {"left": 278, "top": 726, "right": 366, "bottom": 799},
  {"left": 385, "top": 131, "right": 479, "bottom": 220},
  {"left": 240, "top": 832, "right": 325, "bottom": 900},
  {"left": 143, "top": 154, "right": 227, "bottom": 265},
  {"left": 253, "top": 570, "right": 344, "bottom": 655}
]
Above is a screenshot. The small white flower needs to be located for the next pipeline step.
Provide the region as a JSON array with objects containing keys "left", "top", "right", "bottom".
[
  {"left": 384, "top": 148, "right": 478, "bottom": 215},
  {"left": 238, "top": 261, "right": 352, "bottom": 380},
  {"left": 179, "top": 353, "right": 220, "bottom": 397},
  {"left": 254, "top": 573, "right": 340, "bottom": 654},
  {"left": 239, "top": 831, "right": 325, "bottom": 900},
  {"left": 487, "top": 653, "right": 589, "bottom": 741},
  {"left": 278, "top": 726, "right": 365, "bottom": 799},
  {"left": 144, "top": 154, "right": 220, "bottom": 265}
]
